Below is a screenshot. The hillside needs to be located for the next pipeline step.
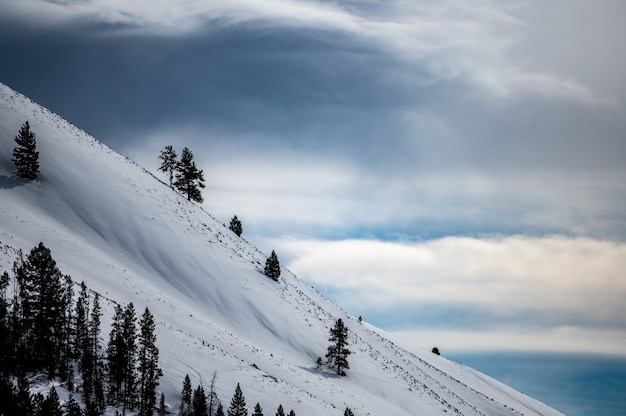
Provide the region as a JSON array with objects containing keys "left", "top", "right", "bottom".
[{"left": 0, "top": 82, "right": 565, "bottom": 416}]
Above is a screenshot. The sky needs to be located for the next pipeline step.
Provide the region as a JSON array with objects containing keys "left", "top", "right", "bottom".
[{"left": 1, "top": 0, "right": 625, "bottom": 356}]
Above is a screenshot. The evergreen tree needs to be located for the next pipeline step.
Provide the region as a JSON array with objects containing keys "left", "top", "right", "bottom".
[
  {"left": 0, "top": 373, "right": 17, "bottom": 415},
  {"left": 227, "top": 383, "right": 247, "bottom": 416},
  {"left": 10, "top": 250, "right": 28, "bottom": 374},
  {"left": 75, "top": 281, "right": 89, "bottom": 360},
  {"left": 15, "top": 374, "right": 33, "bottom": 416},
  {"left": 121, "top": 302, "right": 138, "bottom": 413},
  {"left": 263, "top": 250, "right": 281, "bottom": 282},
  {"left": 193, "top": 384, "right": 209, "bottom": 416},
  {"left": 216, "top": 403, "right": 225, "bottom": 416},
  {"left": 344, "top": 408, "right": 354, "bottom": 416},
  {"left": 287, "top": 411, "right": 296, "bottom": 416},
  {"left": 15, "top": 242, "right": 65, "bottom": 375},
  {"left": 40, "top": 386, "right": 63, "bottom": 416},
  {"left": 59, "top": 274, "right": 74, "bottom": 381},
  {"left": 158, "top": 145, "right": 178, "bottom": 188},
  {"left": 31, "top": 392, "right": 45, "bottom": 416},
  {"left": 65, "top": 394, "right": 82, "bottom": 416},
  {"left": 0, "top": 271, "right": 10, "bottom": 373},
  {"left": 174, "top": 147, "right": 205, "bottom": 203},
  {"left": 275, "top": 405, "right": 285, "bottom": 416},
  {"left": 12, "top": 121, "right": 39, "bottom": 180},
  {"left": 229, "top": 215, "right": 243, "bottom": 237},
  {"left": 158, "top": 393, "right": 167, "bottom": 416},
  {"left": 107, "top": 304, "right": 125, "bottom": 404},
  {"left": 326, "top": 318, "right": 351, "bottom": 376},
  {"left": 88, "top": 293, "right": 105, "bottom": 415},
  {"left": 179, "top": 374, "right": 193, "bottom": 416},
  {"left": 252, "top": 403, "right": 264, "bottom": 416},
  {"left": 139, "top": 307, "right": 162, "bottom": 416}
]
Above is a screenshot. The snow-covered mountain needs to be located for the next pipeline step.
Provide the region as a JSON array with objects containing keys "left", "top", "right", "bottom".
[{"left": 0, "top": 82, "right": 565, "bottom": 416}]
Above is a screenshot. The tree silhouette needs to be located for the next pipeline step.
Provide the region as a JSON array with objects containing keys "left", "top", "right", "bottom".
[
  {"left": 264, "top": 250, "right": 281, "bottom": 282},
  {"left": 174, "top": 147, "right": 205, "bottom": 203},
  {"left": 326, "top": 318, "right": 351, "bottom": 376},
  {"left": 158, "top": 145, "right": 178, "bottom": 188},
  {"left": 12, "top": 121, "right": 39, "bottom": 180},
  {"left": 229, "top": 215, "right": 243, "bottom": 237}
]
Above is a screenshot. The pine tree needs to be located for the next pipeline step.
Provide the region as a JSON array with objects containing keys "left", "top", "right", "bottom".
[
  {"left": 79, "top": 284, "right": 95, "bottom": 408},
  {"left": 174, "top": 147, "right": 205, "bottom": 202},
  {"left": 15, "top": 374, "right": 32, "bottom": 416},
  {"left": 158, "top": 393, "right": 167, "bottom": 416},
  {"left": 12, "top": 121, "right": 39, "bottom": 180},
  {"left": 158, "top": 145, "right": 178, "bottom": 188},
  {"left": 326, "top": 318, "right": 351, "bottom": 376},
  {"left": 0, "top": 271, "right": 10, "bottom": 373},
  {"left": 216, "top": 403, "right": 225, "bottom": 416},
  {"left": 89, "top": 293, "right": 105, "bottom": 415},
  {"left": 107, "top": 304, "right": 125, "bottom": 404},
  {"left": 264, "top": 250, "right": 281, "bottom": 282},
  {"left": 227, "top": 383, "right": 247, "bottom": 416},
  {"left": 229, "top": 215, "right": 243, "bottom": 237},
  {"left": 252, "top": 403, "right": 264, "bottom": 416},
  {"left": 121, "top": 302, "right": 138, "bottom": 413},
  {"left": 139, "top": 307, "right": 162, "bottom": 416},
  {"left": 275, "top": 405, "right": 285, "bottom": 416},
  {"left": 193, "top": 384, "right": 209, "bottom": 416},
  {"left": 0, "top": 373, "right": 17, "bottom": 415},
  {"left": 65, "top": 394, "right": 82, "bottom": 416},
  {"left": 75, "top": 281, "right": 89, "bottom": 360},
  {"left": 287, "top": 410, "right": 296, "bottom": 416},
  {"left": 344, "top": 407, "right": 354, "bottom": 416},
  {"left": 40, "top": 386, "right": 63, "bottom": 416},
  {"left": 15, "top": 242, "right": 65, "bottom": 375},
  {"left": 59, "top": 274, "right": 74, "bottom": 381},
  {"left": 179, "top": 374, "right": 193, "bottom": 416}
]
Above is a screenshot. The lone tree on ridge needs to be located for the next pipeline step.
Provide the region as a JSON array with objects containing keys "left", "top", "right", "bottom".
[
  {"left": 229, "top": 215, "right": 243, "bottom": 237},
  {"left": 158, "top": 145, "right": 178, "bottom": 188},
  {"left": 264, "top": 250, "right": 281, "bottom": 282},
  {"left": 174, "top": 147, "right": 205, "bottom": 203},
  {"left": 12, "top": 121, "right": 39, "bottom": 180},
  {"left": 326, "top": 318, "right": 351, "bottom": 376}
]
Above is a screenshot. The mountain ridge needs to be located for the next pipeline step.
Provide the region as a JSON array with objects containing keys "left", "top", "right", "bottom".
[{"left": 0, "top": 82, "right": 565, "bottom": 416}]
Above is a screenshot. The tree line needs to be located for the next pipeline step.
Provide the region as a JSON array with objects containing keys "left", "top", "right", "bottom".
[
  {"left": 177, "top": 377, "right": 356, "bottom": 416},
  {"left": 0, "top": 242, "right": 161, "bottom": 416}
]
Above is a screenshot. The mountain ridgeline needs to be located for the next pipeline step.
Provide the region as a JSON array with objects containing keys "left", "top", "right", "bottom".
[{"left": 0, "top": 83, "right": 565, "bottom": 416}]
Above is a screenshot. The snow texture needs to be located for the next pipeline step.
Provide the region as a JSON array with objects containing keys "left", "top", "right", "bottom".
[{"left": 0, "top": 83, "right": 565, "bottom": 416}]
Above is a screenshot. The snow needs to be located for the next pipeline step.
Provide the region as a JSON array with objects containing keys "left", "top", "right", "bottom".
[{"left": 0, "top": 82, "right": 566, "bottom": 416}]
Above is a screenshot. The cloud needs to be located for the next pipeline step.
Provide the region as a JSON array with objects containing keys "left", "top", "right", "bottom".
[
  {"left": 396, "top": 326, "right": 626, "bottom": 355},
  {"left": 1, "top": 0, "right": 614, "bottom": 104},
  {"left": 270, "top": 236, "right": 626, "bottom": 337}
]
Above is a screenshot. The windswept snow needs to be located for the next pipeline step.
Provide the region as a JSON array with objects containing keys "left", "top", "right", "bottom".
[{"left": 0, "top": 82, "right": 565, "bottom": 416}]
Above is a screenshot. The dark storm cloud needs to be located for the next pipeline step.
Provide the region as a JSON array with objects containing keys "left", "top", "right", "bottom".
[{"left": 0, "top": 20, "right": 428, "bottom": 163}]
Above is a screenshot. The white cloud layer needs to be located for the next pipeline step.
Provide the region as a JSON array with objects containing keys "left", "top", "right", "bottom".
[
  {"left": 397, "top": 326, "right": 626, "bottom": 355},
  {"left": 268, "top": 235, "right": 626, "bottom": 353}
]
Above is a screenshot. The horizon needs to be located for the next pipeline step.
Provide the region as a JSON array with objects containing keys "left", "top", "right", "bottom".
[{"left": 1, "top": 0, "right": 625, "bottom": 358}]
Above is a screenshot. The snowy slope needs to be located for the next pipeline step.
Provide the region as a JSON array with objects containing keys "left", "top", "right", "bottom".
[{"left": 0, "top": 82, "right": 565, "bottom": 416}]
